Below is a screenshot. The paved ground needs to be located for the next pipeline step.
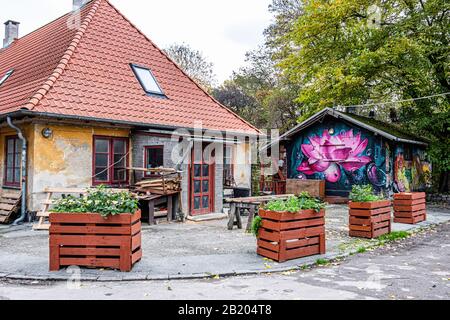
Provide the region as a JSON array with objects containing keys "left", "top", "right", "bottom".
[
  {"left": 0, "top": 222, "right": 448, "bottom": 300},
  {"left": 0, "top": 204, "right": 449, "bottom": 281}
]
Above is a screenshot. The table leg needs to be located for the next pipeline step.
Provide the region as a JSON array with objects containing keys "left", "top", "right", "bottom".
[
  {"left": 246, "top": 206, "right": 255, "bottom": 232},
  {"left": 167, "top": 195, "right": 173, "bottom": 222},
  {"left": 227, "top": 203, "right": 236, "bottom": 230},
  {"left": 148, "top": 200, "right": 155, "bottom": 225},
  {"left": 236, "top": 205, "right": 243, "bottom": 229}
]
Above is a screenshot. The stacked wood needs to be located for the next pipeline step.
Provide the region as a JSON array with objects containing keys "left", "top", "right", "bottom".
[
  {"left": 257, "top": 208, "right": 326, "bottom": 263},
  {"left": 349, "top": 200, "right": 392, "bottom": 239},
  {"left": 134, "top": 172, "right": 182, "bottom": 195},
  {"left": 393, "top": 192, "right": 427, "bottom": 224},
  {"left": 49, "top": 210, "right": 142, "bottom": 272}
]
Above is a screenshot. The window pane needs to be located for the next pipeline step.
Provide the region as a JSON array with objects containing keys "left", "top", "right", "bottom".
[
  {"left": 202, "top": 196, "right": 209, "bottom": 209},
  {"left": 95, "top": 154, "right": 108, "bottom": 167},
  {"left": 114, "top": 154, "right": 125, "bottom": 168},
  {"left": 14, "top": 169, "right": 20, "bottom": 183},
  {"left": 194, "top": 165, "right": 201, "bottom": 177},
  {"left": 15, "top": 139, "right": 22, "bottom": 151},
  {"left": 146, "top": 147, "right": 164, "bottom": 170},
  {"left": 132, "top": 66, "right": 163, "bottom": 94},
  {"left": 202, "top": 181, "right": 209, "bottom": 193},
  {"left": 95, "top": 168, "right": 108, "bottom": 181},
  {"left": 14, "top": 152, "right": 21, "bottom": 167},
  {"left": 194, "top": 197, "right": 201, "bottom": 210},
  {"left": 114, "top": 140, "right": 125, "bottom": 154},
  {"left": 7, "top": 155, "right": 13, "bottom": 167},
  {"left": 202, "top": 165, "right": 209, "bottom": 177},
  {"left": 6, "top": 168, "right": 13, "bottom": 183},
  {"left": 7, "top": 139, "right": 14, "bottom": 154},
  {"left": 114, "top": 168, "right": 125, "bottom": 181},
  {"left": 194, "top": 181, "right": 201, "bottom": 194},
  {"left": 95, "top": 139, "right": 109, "bottom": 153}
]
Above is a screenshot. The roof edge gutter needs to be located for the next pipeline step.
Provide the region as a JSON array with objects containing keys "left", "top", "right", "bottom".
[{"left": 1, "top": 110, "right": 261, "bottom": 138}]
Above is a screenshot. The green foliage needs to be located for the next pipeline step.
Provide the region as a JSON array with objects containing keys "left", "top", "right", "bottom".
[
  {"left": 377, "top": 231, "right": 410, "bottom": 242},
  {"left": 264, "top": 192, "right": 326, "bottom": 213},
  {"left": 52, "top": 185, "right": 139, "bottom": 218},
  {"left": 349, "top": 185, "right": 384, "bottom": 203},
  {"left": 251, "top": 216, "right": 263, "bottom": 237},
  {"left": 357, "top": 247, "right": 367, "bottom": 254},
  {"left": 315, "top": 258, "right": 329, "bottom": 266}
]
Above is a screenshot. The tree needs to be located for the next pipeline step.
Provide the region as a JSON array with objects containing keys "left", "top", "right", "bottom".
[
  {"left": 276, "top": 0, "right": 449, "bottom": 191},
  {"left": 164, "top": 43, "right": 217, "bottom": 91}
]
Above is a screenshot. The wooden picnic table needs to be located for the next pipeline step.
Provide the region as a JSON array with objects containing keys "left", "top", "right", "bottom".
[
  {"left": 138, "top": 191, "right": 180, "bottom": 225},
  {"left": 225, "top": 194, "right": 295, "bottom": 231}
]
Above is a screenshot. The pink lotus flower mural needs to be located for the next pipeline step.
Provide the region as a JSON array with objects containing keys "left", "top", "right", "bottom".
[{"left": 297, "top": 129, "right": 371, "bottom": 183}]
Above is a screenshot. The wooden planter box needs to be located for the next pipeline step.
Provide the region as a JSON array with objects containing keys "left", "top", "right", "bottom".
[
  {"left": 393, "top": 193, "right": 427, "bottom": 224},
  {"left": 286, "top": 179, "right": 326, "bottom": 199},
  {"left": 49, "top": 210, "right": 142, "bottom": 272},
  {"left": 257, "top": 208, "right": 325, "bottom": 263},
  {"left": 349, "top": 200, "right": 391, "bottom": 239}
]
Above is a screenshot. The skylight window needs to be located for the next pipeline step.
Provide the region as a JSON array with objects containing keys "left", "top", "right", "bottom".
[
  {"left": 130, "top": 64, "right": 164, "bottom": 96},
  {"left": 0, "top": 69, "right": 13, "bottom": 87}
]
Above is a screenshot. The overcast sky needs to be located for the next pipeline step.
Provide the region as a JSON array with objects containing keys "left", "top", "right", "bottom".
[{"left": 0, "top": 0, "right": 273, "bottom": 83}]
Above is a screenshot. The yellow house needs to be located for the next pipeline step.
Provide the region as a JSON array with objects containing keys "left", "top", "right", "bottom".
[{"left": 0, "top": 0, "right": 259, "bottom": 223}]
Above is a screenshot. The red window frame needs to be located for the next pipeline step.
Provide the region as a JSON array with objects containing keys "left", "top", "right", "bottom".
[
  {"left": 3, "top": 136, "right": 21, "bottom": 187},
  {"left": 143, "top": 145, "right": 164, "bottom": 177},
  {"left": 92, "top": 136, "right": 129, "bottom": 186}
]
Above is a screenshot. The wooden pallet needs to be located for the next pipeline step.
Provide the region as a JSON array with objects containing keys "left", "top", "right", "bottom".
[
  {"left": 393, "top": 193, "right": 427, "bottom": 225},
  {"left": 49, "top": 210, "right": 142, "bottom": 272},
  {"left": 0, "top": 189, "right": 21, "bottom": 224},
  {"left": 349, "top": 200, "right": 392, "bottom": 239},
  {"left": 257, "top": 208, "right": 326, "bottom": 263}
]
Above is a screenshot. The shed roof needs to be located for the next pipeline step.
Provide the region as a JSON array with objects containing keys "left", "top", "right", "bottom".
[{"left": 276, "top": 108, "right": 429, "bottom": 147}]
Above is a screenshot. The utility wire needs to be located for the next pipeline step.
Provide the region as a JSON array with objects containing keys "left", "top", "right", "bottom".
[{"left": 334, "top": 92, "right": 449, "bottom": 109}]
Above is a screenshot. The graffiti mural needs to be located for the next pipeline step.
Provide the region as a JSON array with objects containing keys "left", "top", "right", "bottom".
[
  {"left": 287, "top": 118, "right": 430, "bottom": 196},
  {"left": 289, "top": 122, "right": 389, "bottom": 196},
  {"left": 393, "top": 145, "right": 431, "bottom": 192}
]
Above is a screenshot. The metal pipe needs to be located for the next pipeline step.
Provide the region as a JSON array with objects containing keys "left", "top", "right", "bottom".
[{"left": 6, "top": 116, "right": 27, "bottom": 225}]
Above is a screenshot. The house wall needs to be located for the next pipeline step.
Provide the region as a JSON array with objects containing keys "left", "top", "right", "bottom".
[
  {"left": 233, "top": 142, "right": 252, "bottom": 189},
  {"left": 285, "top": 117, "right": 430, "bottom": 196},
  {"left": 131, "top": 133, "right": 225, "bottom": 215},
  {"left": 12, "top": 122, "right": 130, "bottom": 211}
]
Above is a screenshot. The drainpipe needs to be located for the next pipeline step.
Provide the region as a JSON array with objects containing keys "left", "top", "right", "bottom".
[{"left": 6, "top": 117, "right": 27, "bottom": 225}]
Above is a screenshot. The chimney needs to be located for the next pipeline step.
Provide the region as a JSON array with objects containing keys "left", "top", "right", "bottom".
[
  {"left": 3, "top": 20, "right": 20, "bottom": 48},
  {"left": 73, "top": 0, "right": 88, "bottom": 11}
]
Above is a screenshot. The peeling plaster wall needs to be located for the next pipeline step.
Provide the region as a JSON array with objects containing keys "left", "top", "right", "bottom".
[
  {"left": 233, "top": 142, "right": 252, "bottom": 189},
  {"left": 28, "top": 123, "right": 130, "bottom": 211}
]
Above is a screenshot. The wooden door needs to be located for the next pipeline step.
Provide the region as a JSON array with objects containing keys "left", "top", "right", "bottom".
[{"left": 190, "top": 145, "right": 215, "bottom": 215}]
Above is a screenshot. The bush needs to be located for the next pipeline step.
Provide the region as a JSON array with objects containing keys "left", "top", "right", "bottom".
[
  {"left": 349, "top": 185, "right": 384, "bottom": 203},
  {"left": 52, "top": 185, "right": 139, "bottom": 218}
]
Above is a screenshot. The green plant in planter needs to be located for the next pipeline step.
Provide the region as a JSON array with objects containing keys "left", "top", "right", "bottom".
[
  {"left": 349, "top": 185, "right": 384, "bottom": 203},
  {"left": 52, "top": 185, "right": 139, "bottom": 218},
  {"left": 264, "top": 193, "right": 326, "bottom": 213},
  {"left": 251, "top": 216, "right": 263, "bottom": 237}
]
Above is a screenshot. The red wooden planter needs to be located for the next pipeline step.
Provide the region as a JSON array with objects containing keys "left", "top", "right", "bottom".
[
  {"left": 257, "top": 208, "right": 325, "bottom": 263},
  {"left": 49, "top": 210, "right": 142, "bottom": 272},
  {"left": 349, "top": 200, "right": 391, "bottom": 239},
  {"left": 393, "top": 193, "right": 427, "bottom": 224}
]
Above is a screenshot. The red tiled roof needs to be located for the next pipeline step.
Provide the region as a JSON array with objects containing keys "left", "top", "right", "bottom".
[{"left": 0, "top": 0, "right": 259, "bottom": 134}]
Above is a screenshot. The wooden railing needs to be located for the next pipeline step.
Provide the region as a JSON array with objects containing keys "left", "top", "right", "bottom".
[{"left": 260, "top": 179, "right": 287, "bottom": 195}]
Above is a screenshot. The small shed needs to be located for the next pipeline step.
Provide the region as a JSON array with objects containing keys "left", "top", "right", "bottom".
[{"left": 275, "top": 108, "right": 431, "bottom": 199}]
